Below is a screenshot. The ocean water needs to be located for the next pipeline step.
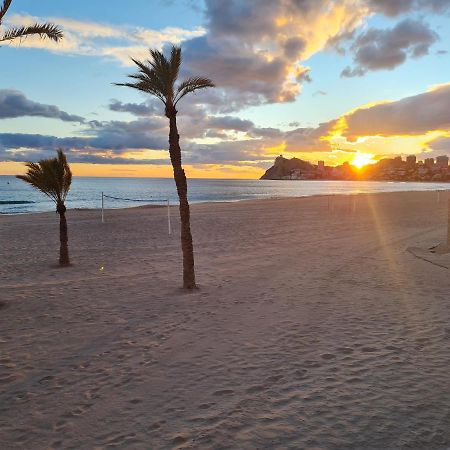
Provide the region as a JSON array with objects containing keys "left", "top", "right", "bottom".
[{"left": 1, "top": 175, "right": 449, "bottom": 214}]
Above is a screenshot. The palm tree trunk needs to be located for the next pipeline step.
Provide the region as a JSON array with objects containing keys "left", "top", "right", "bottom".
[
  {"left": 57, "top": 202, "right": 70, "bottom": 266},
  {"left": 167, "top": 112, "right": 196, "bottom": 289}
]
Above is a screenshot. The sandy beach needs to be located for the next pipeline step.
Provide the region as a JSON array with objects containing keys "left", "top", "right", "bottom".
[{"left": 1, "top": 191, "right": 450, "bottom": 449}]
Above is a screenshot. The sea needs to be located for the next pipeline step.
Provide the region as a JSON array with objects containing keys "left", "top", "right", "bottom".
[{"left": 1, "top": 175, "right": 449, "bottom": 214}]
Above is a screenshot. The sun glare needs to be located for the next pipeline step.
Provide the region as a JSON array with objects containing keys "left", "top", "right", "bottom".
[{"left": 351, "top": 152, "right": 375, "bottom": 169}]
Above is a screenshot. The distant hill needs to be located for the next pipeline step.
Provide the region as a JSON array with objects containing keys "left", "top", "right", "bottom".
[
  {"left": 260, "top": 156, "right": 314, "bottom": 180},
  {"left": 260, "top": 155, "right": 450, "bottom": 182}
]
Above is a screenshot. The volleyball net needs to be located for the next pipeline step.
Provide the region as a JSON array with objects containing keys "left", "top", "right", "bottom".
[{"left": 101, "top": 192, "right": 172, "bottom": 235}]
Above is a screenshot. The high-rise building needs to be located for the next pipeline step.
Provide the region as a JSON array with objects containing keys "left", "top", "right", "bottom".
[
  {"left": 406, "top": 155, "right": 416, "bottom": 168},
  {"left": 436, "top": 155, "right": 449, "bottom": 169},
  {"left": 425, "top": 158, "right": 435, "bottom": 168}
]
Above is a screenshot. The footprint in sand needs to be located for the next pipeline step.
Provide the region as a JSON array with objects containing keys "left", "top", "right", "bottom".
[
  {"left": 198, "top": 402, "right": 215, "bottom": 410},
  {"left": 212, "top": 389, "right": 234, "bottom": 396},
  {"left": 266, "top": 374, "right": 284, "bottom": 383},
  {"left": 172, "top": 435, "right": 188, "bottom": 445},
  {"left": 103, "top": 432, "right": 140, "bottom": 446},
  {"left": 38, "top": 375, "right": 54, "bottom": 385},
  {"left": 321, "top": 353, "right": 336, "bottom": 360},
  {"left": 53, "top": 420, "right": 68, "bottom": 432},
  {"left": 337, "top": 347, "right": 354, "bottom": 354},
  {"left": 149, "top": 421, "right": 165, "bottom": 431},
  {"left": 361, "top": 346, "right": 378, "bottom": 353},
  {"left": 246, "top": 385, "right": 266, "bottom": 394}
]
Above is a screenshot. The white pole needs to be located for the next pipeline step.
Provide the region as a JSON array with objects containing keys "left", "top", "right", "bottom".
[
  {"left": 101, "top": 192, "right": 104, "bottom": 223},
  {"left": 447, "top": 198, "right": 450, "bottom": 246},
  {"left": 167, "top": 199, "right": 171, "bottom": 236}
]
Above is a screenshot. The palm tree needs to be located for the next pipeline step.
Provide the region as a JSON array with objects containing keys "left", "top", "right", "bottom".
[
  {"left": 17, "top": 150, "right": 72, "bottom": 267},
  {"left": 115, "top": 46, "right": 214, "bottom": 289},
  {"left": 0, "top": 0, "right": 63, "bottom": 44}
]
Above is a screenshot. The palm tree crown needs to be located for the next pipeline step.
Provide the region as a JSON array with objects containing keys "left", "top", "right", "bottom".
[
  {"left": 115, "top": 46, "right": 214, "bottom": 114},
  {"left": 16, "top": 149, "right": 72, "bottom": 207},
  {"left": 0, "top": 0, "right": 63, "bottom": 43}
]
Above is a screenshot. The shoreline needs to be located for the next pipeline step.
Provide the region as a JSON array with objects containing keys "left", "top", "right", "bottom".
[{"left": 2, "top": 186, "right": 450, "bottom": 217}]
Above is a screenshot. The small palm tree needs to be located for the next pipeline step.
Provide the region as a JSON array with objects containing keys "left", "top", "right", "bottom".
[
  {"left": 17, "top": 150, "right": 72, "bottom": 267},
  {"left": 116, "top": 46, "right": 214, "bottom": 289},
  {"left": 0, "top": 0, "right": 63, "bottom": 43}
]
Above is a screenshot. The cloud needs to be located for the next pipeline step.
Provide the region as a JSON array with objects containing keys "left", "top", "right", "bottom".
[
  {"left": 108, "top": 98, "right": 254, "bottom": 135},
  {"left": 8, "top": 83, "right": 450, "bottom": 166},
  {"left": 180, "top": 0, "right": 368, "bottom": 110},
  {"left": 341, "top": 19, "right": 438, "bottom": 77},
  {"left": 366, "top": 0, "right": 450, "bottom": 16},
  {"left": 3, "top": 14, "right": 205, "bottom": 65},
  {"left": 341, "top": 83, "right": 450, "bottom": 139},
  {"left": 427, "top": 136, "right": 450, "bottom": 156},
  {"left": 0, "top": 106, "right": 333, "bottom": 167},
  {"left": 0, "top": 115, "right": 169, "bottom": 157},
  {"left": 3, "top": 1, "right": 449, "bottom": 113},
  {"left": 109, "top": 99, "right": 160, "bottom": 117},
  {"left": 0, "top": 89, "right": 84, "bottom": 123}
]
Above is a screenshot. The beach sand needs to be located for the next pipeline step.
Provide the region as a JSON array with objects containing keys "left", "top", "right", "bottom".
[{"left": 1, "top": 191, "right": 450, "bottom": 449}]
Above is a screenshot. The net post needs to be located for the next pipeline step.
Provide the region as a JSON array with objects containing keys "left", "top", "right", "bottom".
[
  {"left": 101, "top": 192, "right": 104, "bottom": 223},
  {"left": 167, "top": 199, "right": 171, "bottom": 236},
  {"left": 447, "top": 197, "right": 450, "bottom": 246}
]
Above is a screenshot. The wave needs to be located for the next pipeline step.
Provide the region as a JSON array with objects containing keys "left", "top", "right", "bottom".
[{"left": 0, "top": 200, "right": 35, "bottom": 205}]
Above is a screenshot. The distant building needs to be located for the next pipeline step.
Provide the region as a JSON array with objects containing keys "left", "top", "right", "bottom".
[
  {"left": 436, "top": 155, "right": 449, "bottom": 169},
  {"left": 406, "top": 155, "right": 416, "bottom": 168},
  {"left": 425, "top": 158, "right": 435, "bottom": 168},
  {"left": 260, "top": 154, "right": 450, "bottom": 182}
]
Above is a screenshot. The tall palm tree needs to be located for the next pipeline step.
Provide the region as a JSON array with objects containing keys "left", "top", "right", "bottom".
[
  {"left": 17, "top": 150, "right": 72, "bottom": 267},
  {"left": 0, "top": 0, "right": 63, "bottom": 44},
  {"left": 115, "top": 46, "right": 214, "bottom": 289}
]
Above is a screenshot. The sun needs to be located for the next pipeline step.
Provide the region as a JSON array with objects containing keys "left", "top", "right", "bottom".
[{"left": 351, "top": 152, "right": 375, "bottom": 169}]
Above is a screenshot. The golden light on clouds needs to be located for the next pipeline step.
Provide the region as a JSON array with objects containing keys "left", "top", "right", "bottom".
[
  {"left": 121, "top": 150, "right": 168, "bottom": 160},
  {"left": 2, "top": 161, "right": 261, "bottom": 179},
  {"left": 427, "top": 81, "right": 450, "bottom": 92}
]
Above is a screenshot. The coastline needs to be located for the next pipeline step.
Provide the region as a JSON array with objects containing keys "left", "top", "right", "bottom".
[{"left": 1, "top": 184, "right": 450, "bottom": 217}]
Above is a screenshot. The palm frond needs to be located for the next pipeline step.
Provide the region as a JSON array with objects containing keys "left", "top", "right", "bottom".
[
  {"left": 115, "top": 46, "right": 214, "bottom": 108},
  {"left": 174, "top": 77, "right": 215, "bottom": 105},
  {"left": 0, "top": 23, "right": 63, "bottom": 43},
  {"left": 114, "top": 81, "right": 166, "bottom": 104},
  {"left": 114, "top": 52, "right": 173, "bottom": 104},
  {"left": 169, "top": 46, "right": 182, "bottom": 88},
  {"left": 130, "top": 57, "right": 168, "bottom": 96},
  {"left": 0, "top": 0, "right": 12, "bottom": 24},
  {"left": 16, "top": 149, "right": 72, "bottom": 205}
]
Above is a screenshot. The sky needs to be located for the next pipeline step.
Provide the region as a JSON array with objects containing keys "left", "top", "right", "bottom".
[{"left": 0, "top": 0, "right": 449, "bottom": 179}]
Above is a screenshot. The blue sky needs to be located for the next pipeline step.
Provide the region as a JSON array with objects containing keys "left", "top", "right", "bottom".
[{"left": 1, "top": 0, "right": 449, "bottom": 178}]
